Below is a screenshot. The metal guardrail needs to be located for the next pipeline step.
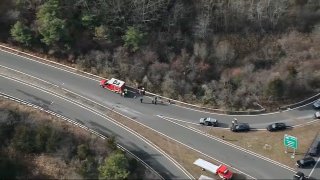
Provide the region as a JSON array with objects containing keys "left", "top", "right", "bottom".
[
  {"left": 280, "top": 93, "right": 320, "bottom": 110},
  {"left": 0, "top": 92, "right": 164, "bottom": 180},
  {"left": 1, "top": 43, "right": 319, "bottom": 115}
]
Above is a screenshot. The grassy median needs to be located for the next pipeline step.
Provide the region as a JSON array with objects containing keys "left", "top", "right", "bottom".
[{"left": 190, "top": 122, "right": 320, "bottom": 168}]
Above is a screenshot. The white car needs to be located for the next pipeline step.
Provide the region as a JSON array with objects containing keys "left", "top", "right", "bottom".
[
  {"left": 313, "top": 99, "right": 320, "bottom": 109},
  {"left": 199, "top": 117, "right": 218, "bottom": 127},
  {"left": 315, "top": 111, "right": 320, "bottom": 119}
]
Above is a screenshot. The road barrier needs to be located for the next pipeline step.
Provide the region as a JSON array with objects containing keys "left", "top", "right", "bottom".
[
  {"left": 280, "top": 92, "right": 320, "bottom": 110},
  {"left": 1, "top": 43, "right": 319, "bottom": 115}
]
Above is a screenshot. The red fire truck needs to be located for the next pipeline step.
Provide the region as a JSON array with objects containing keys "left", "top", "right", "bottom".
[
  {"left": 194, "top": 158, "right": 233, "bottom": 180},
  {"left": 100, "top": 78, "right": 125, "bottom": 94}
]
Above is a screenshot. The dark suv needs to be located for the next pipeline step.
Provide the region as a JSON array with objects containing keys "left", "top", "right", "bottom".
[
  {"left": 293, "top": 171, "right": 308, "bottom": 180},
  {"left": 296, "top": 157, "right": 316, "bottom": 168},
  {"left": 309, "top": 141, "right": 320, "bottom": 157},
  {"left": 230, "top": 123, "right": 250, "bottom": 132},
  {"left": 267, "top": 122, "right": 287, "bottom": 132}
]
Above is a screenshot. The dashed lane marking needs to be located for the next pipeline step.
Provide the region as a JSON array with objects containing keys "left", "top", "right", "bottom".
[
  {"left": 157, "top": 115, "right": 296, "bottom": 174},
  {"left": 0, "top": 75, "right": 193, "bottom": 179}
]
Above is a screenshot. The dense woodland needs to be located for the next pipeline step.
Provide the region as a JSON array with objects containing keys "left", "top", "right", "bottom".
[
  {"left": 1, "top": 0, "right": 320, "bottom": 110},
  {"left": 0, "top": 102, "right": 151, "bottom": 179}
]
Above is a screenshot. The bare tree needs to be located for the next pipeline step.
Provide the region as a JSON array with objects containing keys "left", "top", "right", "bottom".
[
  {"left": 166, "top": 0, "right": 186, "bottom": 29},
  {"left": 248, "top": 0, "right": 288, "bottom": 31},
  {"left": 215, "top": 40, "right": 235, "bottom": 66},
  {"left": 193, "top": 0, "right": 215, "bottom": 39},
  {"left": 131, "top": 0, "right": 169, "bottom": 23}
]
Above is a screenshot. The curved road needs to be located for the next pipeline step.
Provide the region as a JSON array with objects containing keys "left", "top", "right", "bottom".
[
  {"left": 1, "top": 49, "right": 319, "bottom": 179},
  {"left": 0, "top": 76, "right": 190, "bottom": 179}
]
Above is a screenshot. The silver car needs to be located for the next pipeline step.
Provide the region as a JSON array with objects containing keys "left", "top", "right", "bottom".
[
  {"left": 199, "top": 117, "right": 218, "bottom": 127},
  {"left": 313, "top": 99, "right": 320, "bottom": 109}
]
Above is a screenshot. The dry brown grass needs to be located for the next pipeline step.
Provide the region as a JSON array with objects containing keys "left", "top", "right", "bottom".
[
  {"left": 107, "top": 110, "right": 248, "bottom": 179},
  {"left": 190, "top": 122, "right": 320, "bottom": 168},
  {"left": 32, "top": 155, "right": 80, "bottom": 179}
]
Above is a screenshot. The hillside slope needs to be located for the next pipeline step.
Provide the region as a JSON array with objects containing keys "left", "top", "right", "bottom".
[{"left": 0, "top": 0, "right": 319, "bottom": 110}]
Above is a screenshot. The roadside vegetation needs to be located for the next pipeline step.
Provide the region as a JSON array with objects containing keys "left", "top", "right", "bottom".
[
  {"left": 0, "top": 98, "right": 155, "bottom": 179},
  {"left": 0, "top": 0, "right": 320, "bottom": 110}
]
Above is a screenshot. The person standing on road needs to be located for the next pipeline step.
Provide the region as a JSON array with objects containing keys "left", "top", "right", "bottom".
[
  {"left": 234, "top": 118, "right": 238, "bottom": 125},
  {"left": 154, "top": 96, "right": 157, "bottom": 105},
  {"left": 142, "top": 87, "right": 145, "bottom": 95},
  {"left": 140, "top": 97, "right": 143, "bottom": 103}
]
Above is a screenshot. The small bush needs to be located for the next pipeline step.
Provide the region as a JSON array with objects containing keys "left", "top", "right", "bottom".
[
  {"left": 0, "top": 123, "right": 15, "bottom": 147},
  {"left": 12, "top": 125, "right": 35, "bottom": 153},
  {"left": 106, "top": 136, "right": 117, "bottom": 150},
  {"left": 34, "top": 125, "right": 51, "bottom": 152},
  {"left": 0, "top": 157, "right": 25, "bottom": 179},
  {"left": 266, "top": 78, "right": 285, "bottom": 99},
  {"left": 77, "top": 144, "right": 90, "bottom": 160},
  {"left": 77, "top": 157, "right": 98, "bottom": 179},
  {"left": 46, "top": 129, "right": 61, "bottom": 153},
  {"left": 99, "top": 152, "right": 130, "bottom": 180}
]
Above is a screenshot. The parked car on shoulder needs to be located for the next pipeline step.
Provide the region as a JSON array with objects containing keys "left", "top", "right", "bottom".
[
  {"left": 314, "top": 111, "right": 320, "bottom": 119},
  {"left": 313, "top": 99, "right": 320, "bottom": 109},
  {"left": 230, "top": 123, "right": 250, "bottom": 132},
  {"left": 200, "top": 117, "right": 218, "bottom": 127},
  {"left": 296, "top": 157, "right": 316, "bottom": 168},
  {"left": 267, "top": 122, "right": 287, "bottom": 132},
  {"left": 293, "top": 171, "right": 308, "bottom": 180},
  {"left": 309, "top": 141, "right": 320, "bottom": 157}
]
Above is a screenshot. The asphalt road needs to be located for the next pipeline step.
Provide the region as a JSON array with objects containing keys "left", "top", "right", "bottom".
[
  {"left": 1, "top": 49, "right": 319, "bottom": 179},
  {"left": 0, "top": 76, "right": 190, "bottom": 179}
]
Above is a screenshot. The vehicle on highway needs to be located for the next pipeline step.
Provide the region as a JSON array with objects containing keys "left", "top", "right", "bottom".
[
  {"left": 308, "top": 141, "right": 320, "bottom": 157},
  {"left": 266, "top": 122, "right": 287, "bottom": 132},
  {"left": 296, "top": 157, "right": 316, "bottom": 168},
  {"left": 313, "top": 99, "right": 320, "bottom": 109},
  {"left": 230, "top": 123, "right": 250, "bottom": 132},
  {"left": 314, "top": 111, "right": 320, "bottom": 119},
  {"left": 293, "top": 171, "right": 308, "bottom": 180},
  {"left": 194, "top": 158, "right": 233, "bottom": 180},
  {"left": 100, "top": 78, "right": 125, "bottom": 94},
  {"left": 200, "top": 117, "right": 218, "bottom": 127}
]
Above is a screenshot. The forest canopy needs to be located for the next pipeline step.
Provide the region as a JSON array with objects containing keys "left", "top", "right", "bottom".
[{"left": 1, "top": 0, "right": 320, "bottom": 110}]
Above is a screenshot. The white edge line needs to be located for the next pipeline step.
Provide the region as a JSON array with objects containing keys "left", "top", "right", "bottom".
[
  {"left": 157, "top": 115, "right": 296, "bottom": 173},
  {"left": 0, "top": 46, "right": 99, "bottom": 82},
  {"left": 0, "top": 46, "right": 318, "bottom": 117},
  {"left": 308, "top": 157, "right": 320, "bottom": 177},
  {"left": 0, "top": 91, "right": 167, "bottom": 180},
  {"left": 171, "top": 101, "right": 317, "bottom": 117},
  {"left": 0, "top": 71, "right": 277, "bottom": 179},
  {"left": 0, "top": 75, "right": 193, "bottom": 179},
  {"left": 1, "top": 65, "right": 314, "bottom": 130}
]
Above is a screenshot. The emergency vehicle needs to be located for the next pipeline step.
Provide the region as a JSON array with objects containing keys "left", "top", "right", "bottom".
[
  {"left": 194, "top": 158, "right": 233, "bottom": 180},
  {"left": 100, "top": 78, "right": 125, "bottom": 94}
]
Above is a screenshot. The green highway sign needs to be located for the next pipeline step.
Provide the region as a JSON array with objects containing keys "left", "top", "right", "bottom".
[{"left": 284, "top": 134, "right": 298, "bottom": 150}]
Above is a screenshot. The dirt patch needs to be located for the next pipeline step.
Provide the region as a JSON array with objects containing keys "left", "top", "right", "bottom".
[{"left": 190, "top": 123, "right": 320, "bottom": 168}]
